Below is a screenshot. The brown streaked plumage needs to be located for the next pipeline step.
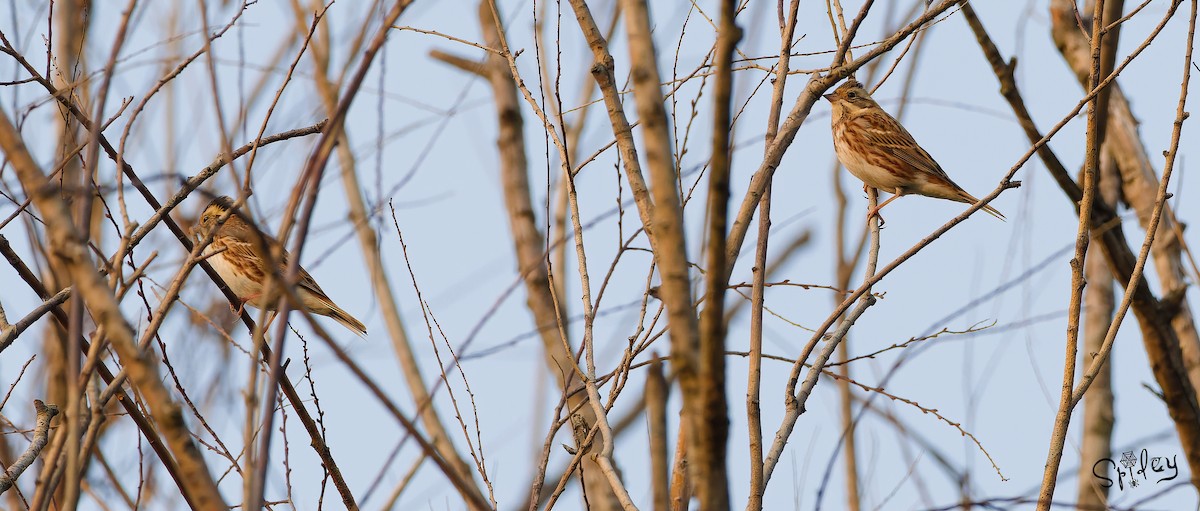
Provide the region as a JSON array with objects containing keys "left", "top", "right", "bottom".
[
  {"left": 192, "top": 196, "right": 367, "bottom": 336},
  {"left": 823, "top": 78, "right": 1004, "bottom": 221}
]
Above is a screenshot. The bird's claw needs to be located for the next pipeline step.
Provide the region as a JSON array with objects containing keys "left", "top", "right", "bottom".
[
  {"left": 230, "top": 293, "right": 261, "bottom": 317},
  {"left": 865, "top": 208, "right": 886, "bottom": 227}
]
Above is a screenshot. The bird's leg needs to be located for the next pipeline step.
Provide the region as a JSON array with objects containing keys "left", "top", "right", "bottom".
[
  {"left": 230, "top": 293, "right": 262, "bottom": 317},
  {"left": 865, "top": 188, "right": 904, "bottom": 225},
  {"left": 262, "top": 311, "right": 278, "bottom": 333}
]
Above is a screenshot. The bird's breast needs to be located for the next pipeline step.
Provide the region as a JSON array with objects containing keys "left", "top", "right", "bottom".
[
  {"left": 832, "top": 122, "right": 907, "bottom": 191},
  {"left": 204, "top": 240, "right": 266, "bottom": 304}
]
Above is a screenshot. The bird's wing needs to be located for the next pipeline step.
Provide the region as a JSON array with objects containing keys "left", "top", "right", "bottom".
[
  {"left": 271, "top": 244, "right": 333, "bottom": 301},
  {"left": 856, "top": 110, "right": 954, "bottom": 182},
  {"left": 220, "top": 237, "right": 266, "bottom": 281},
  {"left": 245, "top": 232, "right": 334, "bottom": 302},
  {"left": 294, "top": 266, "right": 332, "bottom": 302}
]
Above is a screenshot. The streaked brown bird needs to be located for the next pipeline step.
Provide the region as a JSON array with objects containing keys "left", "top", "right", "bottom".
[
  {"left": 192, "top": 196, "right": 367, "bottom": 336},
  {"left": 824, "top": 78, "right": 1004, "bottom": 221}
]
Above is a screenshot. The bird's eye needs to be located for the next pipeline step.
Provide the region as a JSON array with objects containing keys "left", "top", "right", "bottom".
[{"left": 847, "top": 91, "right": 858, "bottom": 99}]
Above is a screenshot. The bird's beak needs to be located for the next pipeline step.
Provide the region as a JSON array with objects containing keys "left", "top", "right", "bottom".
[{"left": 822, "top": 93, "right": 835, "bottom": 102}]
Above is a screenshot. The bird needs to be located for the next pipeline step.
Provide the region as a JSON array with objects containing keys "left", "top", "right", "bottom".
[
  {"left": 823, "top": 78, "right": 1004, "bottom": 221},
  {"left": 191, "top": 196, "right": 367, "bottom": 336}
]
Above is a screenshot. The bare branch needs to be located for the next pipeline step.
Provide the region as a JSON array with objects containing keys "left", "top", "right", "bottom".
[
  {"left": 0, "top": 289, "right": 71, "bottom": 354},
  {"left": 0, "top": 401, "right": 60, "bottom": 495}
]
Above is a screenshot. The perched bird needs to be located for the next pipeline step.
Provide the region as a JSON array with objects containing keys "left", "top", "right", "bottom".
[
  {"left": 192, "top": 196, "right": 367, "bottom": 336},
  {"left": 823, "top": 78, "right": 1004, "bottom": 221}
]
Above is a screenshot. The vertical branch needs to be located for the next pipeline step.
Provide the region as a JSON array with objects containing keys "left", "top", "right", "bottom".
[
  {"left": 746, "top": 5, "right": 799, "bottom": 506},
  {"left": 1076, "top": 154, "right": 1119, "bottom": 510},
  {"left": 832, "top": 297, "right": 860, "bottom": 511},
  {"left": 747, "top": 21, "right": 790, "bottom": 501},
  {"left": 744, "top": 183, "right": 770, "bottom": 511},
  {"left": 669, "top": 418, "right": 691, "bottom": 511},
  {"left": 61, "top": 260, "right": 85, "bottom": 511},
  {"left": 1092, "top": 0, "right": 1126, "bottom": 158},
  {"left": 470, "top": 1, "right": 565, "bottom": 376},
  {"left": 43, "top": 2, "right": 92, "bottom": 505},
  {"left": 1037, "top": 0, "right": 1106, "bottom": 506},
  {"left": 619, "top": 0, "right": 712, "bottom": 507},
  {"left": 646, "top": 357, "right": 670, "bottom": 511},
  {"left": 693, "top": 0, "right": 740, "bottom": 509},
  {"left": 63, "top": 2, "right": 139, "bottom": 509}
]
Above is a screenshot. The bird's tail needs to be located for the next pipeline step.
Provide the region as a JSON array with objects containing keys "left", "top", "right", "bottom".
[
  {"left": 958, "top": 191, "right": 1005, "bottom": 221},
  {"left": 327, "top": 302, "right": 367, "bottom": 337}
]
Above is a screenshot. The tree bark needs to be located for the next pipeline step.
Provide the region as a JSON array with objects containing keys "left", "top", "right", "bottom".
[{"left": 1076, "top": 154, "right": 1119, "bottom": 510}]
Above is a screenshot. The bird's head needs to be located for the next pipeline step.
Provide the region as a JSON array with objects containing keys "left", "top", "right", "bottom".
[
  {"left": 194, "top": 196, "right": 250, "bottom": 239},
  {"left": 822, "top": 79, "right": 877, "bottom": 113}
]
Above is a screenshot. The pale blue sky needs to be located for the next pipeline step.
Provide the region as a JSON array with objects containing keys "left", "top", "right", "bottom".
[{"left": 0, "top": 0, "right": 1197, "bottom": 509}]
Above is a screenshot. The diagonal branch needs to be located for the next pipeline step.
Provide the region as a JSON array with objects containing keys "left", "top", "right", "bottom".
[
  {"left": 566, "top": 0, "right": 658, "bottom": 245},
  {"left": 0, "top": 290, "right": 71, "bottom": 354}
]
